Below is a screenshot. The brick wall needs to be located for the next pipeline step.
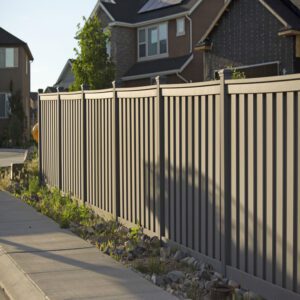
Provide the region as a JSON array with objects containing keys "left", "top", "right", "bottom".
[{"left": 203, "top": 0, "right": 295, "bottom": 80}]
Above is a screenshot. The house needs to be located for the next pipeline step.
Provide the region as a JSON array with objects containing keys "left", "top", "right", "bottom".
[
  {"left": 0, "top": 27, "right": 33, "bottom": 142},
  {"left": 91, "top": 0, "right": 226, "bottom": 86},
  {"left": 195, "top": 0, "right": 300, "bottom": 80},
  {"left": 53, "top": 59, "right": 75, "bottom": 91}
]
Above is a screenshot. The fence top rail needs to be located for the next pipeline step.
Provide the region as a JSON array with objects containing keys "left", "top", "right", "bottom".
[
  {"left": 116, "top": 85, "right": 156, "bottom": 92},
  {"left": 40, "top": 94, "right": 59, "bottom": 101},
  {"left": 85, "top": 88, "right": 114, "bottom": 94},
  {"left": 225, "top": 72, "right": 300, "bottom": 85},
  {"left": 160, "top": 80, "right": 221, "bottom": 89}
]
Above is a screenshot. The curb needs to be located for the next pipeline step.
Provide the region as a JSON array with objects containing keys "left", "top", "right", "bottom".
[{"left": 0, "top": 247, "right": 48, "bottom": 300}]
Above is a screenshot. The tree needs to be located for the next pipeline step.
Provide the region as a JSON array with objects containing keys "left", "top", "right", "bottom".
[
  {"left": 70, "top": 16, "right": 115, "bottom": 91},
  {"left": 8, "top": 91, "right": 25, "bottom": 146}
]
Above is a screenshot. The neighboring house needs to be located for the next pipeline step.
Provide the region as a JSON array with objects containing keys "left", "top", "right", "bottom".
[
  {"left": 0, "top": 27, "right": 33, "bottom": 140},
  {"left": 91, "top": 0, "right": 226, "bottom": 86},
  {"left": 195, "top": 0, "right": 300, "bottom": 80},
  {"left": 30, "top": 92, "right": 38, "bottom": 128},
  {"left": 54, "top": 59, "right": 75, "bottom": 91}
]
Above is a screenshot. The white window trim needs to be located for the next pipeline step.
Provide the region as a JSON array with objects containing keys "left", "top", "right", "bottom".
[
  {"left": 0, "top": 93, "right": 11, "bottom": 119},
  {"left": 176, "top": 18, "right": 185, "bottom": 37},
  {"left": 137, "top": 22, "right": 169, "bottom": 62}
]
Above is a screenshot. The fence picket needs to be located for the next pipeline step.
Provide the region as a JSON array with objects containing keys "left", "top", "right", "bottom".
[{"left": 40, "top": 73, "right": 300, "bottom": 300}]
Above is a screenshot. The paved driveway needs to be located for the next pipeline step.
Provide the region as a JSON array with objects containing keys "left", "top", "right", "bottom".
[{"left": 0, "top": 149, "right": 27, "bottom": 167}]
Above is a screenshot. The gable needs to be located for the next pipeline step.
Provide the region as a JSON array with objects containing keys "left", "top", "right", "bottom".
[
  {"left": 198, "top": 0, "right": 300, "bottom": 45},
  {"left": 197, "top": 0, "right": 295, "bottom": 74}
]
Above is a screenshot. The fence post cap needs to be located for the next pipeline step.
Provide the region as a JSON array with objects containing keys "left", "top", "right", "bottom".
[
  {"left": 155, "top": 76, "right": 160, "bottom": 85},
  {"left": 218, "top": 69, "right": 232, "bottom": 80},
  {"left": 112, "top": 81, "right": 116, "bottom": 89}
]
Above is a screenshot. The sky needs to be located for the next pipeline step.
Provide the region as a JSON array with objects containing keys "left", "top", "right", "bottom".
[{"left": 0, "top": 0, "right": 97, "bottom": 91}]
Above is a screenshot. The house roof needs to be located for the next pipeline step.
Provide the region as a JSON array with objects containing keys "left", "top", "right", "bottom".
[
  {"left": 122, "top": 54, "right": 193, "bottom": 81},
  {"left": 54, "top": 59, "right": 74, "bottom": 86},
  {"left": 196, "top": 0, "right": 300, "bottom": 48},
  {"left": 95, "top": 0, "right": 201, "bottom": 24},
  {"left": 263, "top": 0, "right": 300, "bottom": 30},
  {"left": 0, "top": 27, "right": 33, "bottom": 60}
]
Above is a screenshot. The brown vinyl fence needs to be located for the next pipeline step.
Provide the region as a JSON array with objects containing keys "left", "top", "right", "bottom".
[{"left": 39, "top": 72, "right": 300, "bottom": 300}]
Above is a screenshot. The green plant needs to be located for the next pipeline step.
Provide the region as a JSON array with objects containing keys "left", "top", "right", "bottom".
[
  {"left": 7, "top": 90, "right": 26, "bottom": 146},
  {"left": 70, "top": 16, "right": 115, "bottom": 91},
  {"left": 129, "top": 225, "right": 142, "bottom": 243},
  {"left": 226, "top": 65, "right": 246, "bottom": 80},
  {"left": 28, "top": 176, "right": 40, "bottom": 195},
  {"left": 134, "top": 257, "right": 165, "bottom": 275}
]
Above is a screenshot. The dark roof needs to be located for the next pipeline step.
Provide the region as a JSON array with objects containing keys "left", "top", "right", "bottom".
[
  {"left": 30, "top": 92, "right": 38, "bottom": 101},
  {"left": 99, "top": 0, "right": 200, "bottom": 23},
  {"left": 264, "top": 0, "right": 300, "bottom": 30},
  {"left": 0, "top": 27, "right": 33, "bottom": 60},
  {"left": 123, "top": 54, "right": 193, "bottom": 80},
  {"left": 44, "top": 86, "right": 58, "bottom": 93}
]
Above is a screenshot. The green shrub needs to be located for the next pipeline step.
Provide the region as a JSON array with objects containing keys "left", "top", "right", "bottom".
[{"left": 28, "top": 176, "right": 40, "bottom": 195}]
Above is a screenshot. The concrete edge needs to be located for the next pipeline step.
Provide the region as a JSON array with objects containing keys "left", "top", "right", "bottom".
[
  {"left": 0, "top": 247, "right": 48, "bottom": 300},
  {"left": 0, "top": 149, "right": 27, "bottom": 154}
]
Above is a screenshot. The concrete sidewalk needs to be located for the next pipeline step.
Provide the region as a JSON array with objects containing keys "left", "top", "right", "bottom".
[
  {"left": 0, "top": 192, "right": 176, "bottom": 300},
  {"left": 0, "top": 149, "right": 27, "bottom": 167}
]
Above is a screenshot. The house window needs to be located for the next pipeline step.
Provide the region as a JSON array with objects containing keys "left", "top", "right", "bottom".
[
  {"left": 138, "top": 23, "right": 168, "bottom": 60},
  {"left": 0, "top": 93, "right": 11, "bottom": 119},
  {"left": 176, "top": 18, "right": 185, "bottom": 36},
  {"left": 0, "top": 48, "right": 18, "bottom": 68}
]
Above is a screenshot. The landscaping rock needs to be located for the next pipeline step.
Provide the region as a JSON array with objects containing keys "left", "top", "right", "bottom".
[
  {"left": 167, "top": 271, "right": 185, "bottom": 283},
  {"left": 127, "top": 252, "right": 134, "bottom": 261},
  {"left": 160, "top": 247, "right": 171, "bottom": 262},
  {"left": 117, "top": 225, "right": 129, "bottom": 234},
  {"left": 204, "top": 279, "right": 218, "bottom": 290},
  {"left": 228, "top": 279, "right": 240, "bottom": 289},
  {"left": 213, "top": 271, "right": 223, "bottom": 280},
  {"left": 196, "top": 269, "right": 211, "bottom": 281},
  {"left": 86, "top": 227, "right": 95, "bottom": 235},
  {"left": 173, "top": 250, "right": 186, "bottom": 261},
  {"left": 151, "top": 274, "right": 165, "bottom": 286},
  {"left": 95, "top": 223, "right": 105, "bottom": 232},
  {"left": 150, "top": 236, "right": 160, "bottom": 247},
  {"left": 132, "top": 246, "right": 146, "bottom": 257}
]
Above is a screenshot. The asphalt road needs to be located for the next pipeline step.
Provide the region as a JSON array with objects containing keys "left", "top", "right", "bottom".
[{"left": 0, "top": 149, "right": 27, "bottom": 167}]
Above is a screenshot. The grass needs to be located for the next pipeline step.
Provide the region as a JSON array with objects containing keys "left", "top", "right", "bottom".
[{"left": 134, "top": 257, "right": 166, "bottom": 275}]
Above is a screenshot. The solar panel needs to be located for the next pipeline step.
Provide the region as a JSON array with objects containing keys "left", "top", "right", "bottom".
[{"left": 138, "top": 0, "right": 183, "bottom": 14}]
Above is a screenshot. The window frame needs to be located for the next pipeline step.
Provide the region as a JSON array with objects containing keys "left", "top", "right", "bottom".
[
  {"left": 176, "top": 17, "right": 185, "bottom": 37},
  {"left": 0, "top": 93, "right": 11, "bottom": 119},
  {"left": 137, "top": 22, "right": 169, "bottom": 61},
  {"left": 0, "top": 48, "right": 18, "bottom": 69}
]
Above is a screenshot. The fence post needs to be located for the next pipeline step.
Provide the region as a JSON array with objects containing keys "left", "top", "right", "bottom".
[
  {"left": 57, "top": 88, "right": 62, "bottom": 190},
  {"left": 156, "top": 76, "right": 165, "bottom": 239},
  {"left": 81, "top": 84, "right": 87, "bottom": 203},
  {"left": 38, "top": 91, "right": 43, "bottom": 184},
  {"left": 219, "top": 69, "right": 232, "bottom": 276},
  {"left": 112, "top": 81, "right": 120, "bottom": 220}
]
